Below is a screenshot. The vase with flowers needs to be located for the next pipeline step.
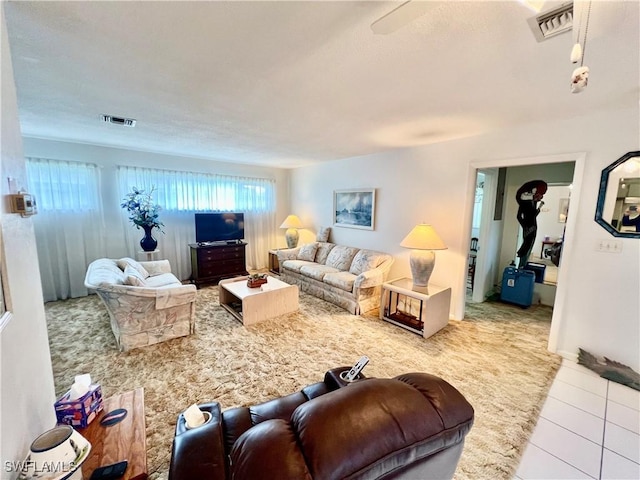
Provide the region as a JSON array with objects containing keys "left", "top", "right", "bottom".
[{"left": 121, "top": 186, "right": 165, "bottom": 252}]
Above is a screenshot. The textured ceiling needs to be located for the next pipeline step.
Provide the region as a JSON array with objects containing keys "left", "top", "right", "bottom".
[{"left": 4, "top": 1, "right": 639, "bottom": 168}]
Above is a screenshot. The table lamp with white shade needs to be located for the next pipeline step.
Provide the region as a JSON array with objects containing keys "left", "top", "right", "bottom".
[
  {"left": 400, "top": 224, "right": 447, "bottom": 288},
  {"left": 280, "top": 214, "right": 303, "bottom": 248}
]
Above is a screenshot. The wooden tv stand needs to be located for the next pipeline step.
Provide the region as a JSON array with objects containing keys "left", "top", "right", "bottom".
[{"left": 189, "top": 241, "right": 248, "bottom": 287}]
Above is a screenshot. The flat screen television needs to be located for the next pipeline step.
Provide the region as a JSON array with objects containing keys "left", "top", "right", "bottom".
[{"left": 195, "top": 212, "right": 245, "bottom": 243}]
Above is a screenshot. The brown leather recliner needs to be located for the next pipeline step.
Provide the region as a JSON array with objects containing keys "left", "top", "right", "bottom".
[{"left": 169, "top": 367, "right": 474, "bottom": 480}]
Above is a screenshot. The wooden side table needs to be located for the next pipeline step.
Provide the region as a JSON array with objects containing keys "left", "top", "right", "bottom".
[
  {"left": 539, "top": 239, "right": 556, "bottom": 259},
  {"left": 380, "top": 278, "right": 451, "bottom": 339},
  {"left": 80, "top": 388, "right": 147, "bottom": 480}
]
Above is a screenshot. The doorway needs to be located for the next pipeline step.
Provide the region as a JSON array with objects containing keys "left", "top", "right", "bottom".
[
  {"left": 462, "top": 152, "right": 586, "bottom": 353},
  {"left": 470, "top": 165, "right": 574, "bottom": 303}
]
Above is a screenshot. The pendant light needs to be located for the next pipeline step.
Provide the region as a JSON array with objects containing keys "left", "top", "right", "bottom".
[{"left": 570, "top": 1, "right": 592, "bottom": 94}]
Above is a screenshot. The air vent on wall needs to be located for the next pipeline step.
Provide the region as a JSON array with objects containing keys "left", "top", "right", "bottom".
[
  {"left": 101, "top": 114, "right": 136, "bottom": 127},
  {"left": 528, "top": 1, "right": 573, "bottom": 42}
]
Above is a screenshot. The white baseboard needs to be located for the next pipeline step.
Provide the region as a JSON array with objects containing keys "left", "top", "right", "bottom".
[{"left": 556, "top": 349, "right": 578, "bottom": 363}]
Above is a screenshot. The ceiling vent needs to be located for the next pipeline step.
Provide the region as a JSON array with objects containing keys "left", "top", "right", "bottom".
[
  {"left": 528, "top": 1, "right": 573, "bottom": 42},
  {"left": 101, "top": 114, "right": 136, "bottom": 127}
]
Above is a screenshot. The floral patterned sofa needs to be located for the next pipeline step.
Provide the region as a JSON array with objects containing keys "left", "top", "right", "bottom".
[
  {"left": 277, "top": 243, "right": 394, "bottom": 314},
  {"left": 84, "top": 257, "right": 197, "bottom": 351}
]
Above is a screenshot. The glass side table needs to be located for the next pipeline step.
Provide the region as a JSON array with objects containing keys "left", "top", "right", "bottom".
[{"left": 379, "top": 278, "right": 451, "bottom": 339}]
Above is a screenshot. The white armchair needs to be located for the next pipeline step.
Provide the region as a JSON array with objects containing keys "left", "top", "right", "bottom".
[{"left": 84, "top": 257, "right": 197, "bottom": 351}]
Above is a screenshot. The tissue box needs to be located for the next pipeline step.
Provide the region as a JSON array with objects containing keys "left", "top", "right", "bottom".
[{"left": 54, "top": 383, "right": 103, "bottom": 428}]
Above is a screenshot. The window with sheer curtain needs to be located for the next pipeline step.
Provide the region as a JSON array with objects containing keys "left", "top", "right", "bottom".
[
  {"left": 26, "top": 159, "right": 277, "bottom": 302},
  {"left": 117, "top": 166, "right": 276, "bottom": 277},
  {"left": 26, "top": 158, "right": 106, "bottom": 301}
]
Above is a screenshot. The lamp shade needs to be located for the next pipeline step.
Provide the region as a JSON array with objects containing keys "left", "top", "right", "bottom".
[
  {"left": 279, "top": 215, "right": 303, "bottom": 229},
  {"left": 400, "top": 224, "right": 447, "bottom": 250}
]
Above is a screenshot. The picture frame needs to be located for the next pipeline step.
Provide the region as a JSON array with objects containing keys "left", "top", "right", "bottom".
[
  {"left": 558, "top": 198, "right": 570, "bottom": 223},
  {"left": 333, "top": 189, "right": 376, "bottom": 230}
]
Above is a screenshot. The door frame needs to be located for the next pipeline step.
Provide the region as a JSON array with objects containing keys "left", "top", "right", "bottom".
[{"left": 462, "top": 152, "right": 586, "bottom": 353}]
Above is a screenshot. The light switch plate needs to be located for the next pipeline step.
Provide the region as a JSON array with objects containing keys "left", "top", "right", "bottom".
[{"left": 596, "top": 239, "right": 622, "bottom": 253}]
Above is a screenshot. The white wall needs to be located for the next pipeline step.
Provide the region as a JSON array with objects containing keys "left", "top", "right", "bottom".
[
  {"left": 289, "top": 106, "right": 640, "bottom": 370},
  {"left": 1, "top": 7, "right": 57, "bottom": 475}
]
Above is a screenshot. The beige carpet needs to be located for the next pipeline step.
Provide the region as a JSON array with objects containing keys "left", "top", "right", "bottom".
[{"left": 45, "top": 286, "right": 561, "bottom": 479}]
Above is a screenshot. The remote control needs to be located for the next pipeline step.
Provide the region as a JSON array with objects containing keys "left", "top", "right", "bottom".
[
  {"left": 344, "top": 355, "right": 369, "bottom": 381},
  {"left": 90, "top": 460, "right": 128, "bottom": 480}
]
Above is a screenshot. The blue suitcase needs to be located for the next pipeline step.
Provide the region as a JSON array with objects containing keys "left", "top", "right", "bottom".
[{"left": 500, "top": 267, "right": 535, "bottom": 307}]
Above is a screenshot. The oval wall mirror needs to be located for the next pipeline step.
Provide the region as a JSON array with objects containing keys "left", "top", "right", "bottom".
[{"left": 595, "top": 151, "right": 640, "bottom": 238}]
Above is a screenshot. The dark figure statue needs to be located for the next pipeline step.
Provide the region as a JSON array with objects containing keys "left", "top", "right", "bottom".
[{"left": 515, "top": 180, "right": 547, "bottom": 269}]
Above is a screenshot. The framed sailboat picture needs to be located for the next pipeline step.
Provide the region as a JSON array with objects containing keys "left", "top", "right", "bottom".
[{"left": 333, "top": 189, "right": 376, "bottom": 230}]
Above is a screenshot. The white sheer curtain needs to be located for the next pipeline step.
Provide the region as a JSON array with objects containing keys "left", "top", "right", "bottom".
[
  {"left": 117, "top": 166, "right": 276, "bottom": 280},
  {"left": 26, "top": 158, "right": 107, "bottom": 301}
]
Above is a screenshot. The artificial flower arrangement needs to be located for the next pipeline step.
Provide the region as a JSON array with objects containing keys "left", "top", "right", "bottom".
[
  {"left": 121, "top": 186, "right": 165, "bottom": 232},
  {"left": 247, "top": 273, "right": 268, "bottom": 288}
]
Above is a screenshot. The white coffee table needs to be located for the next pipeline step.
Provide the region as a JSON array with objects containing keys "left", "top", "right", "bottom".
[{"left": 218, "top": 275, "right": 299, "bottom": 326}]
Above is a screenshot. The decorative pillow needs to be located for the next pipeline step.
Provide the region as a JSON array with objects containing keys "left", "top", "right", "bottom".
[
  {"left": 297, "top": 243, "right": 319, "bottom": 262},
  {"left": 349, "top": 250, "right": 384, "bottom": 275},
  {"left": 116, "top": 257, "right": 149, "bottom": 279},
  {"left": 315, "top": 242, "right": 336, "bottom": 265},
  {"left": 123, "top": 265, "right": 147, "bottom": 286},
  {"left": 325, "top": 245, "right": 359, "bottom": 271},
  {"left": 316, "top": 226, "right": 331, "bottom": 242}
]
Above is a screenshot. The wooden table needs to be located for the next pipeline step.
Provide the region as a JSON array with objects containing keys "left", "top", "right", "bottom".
[
  {"left": 79, "top": 388, "right": 147, "bottom": 480},
  {"left": 219, "top": 275, "right": 298, "bottom": 326}
]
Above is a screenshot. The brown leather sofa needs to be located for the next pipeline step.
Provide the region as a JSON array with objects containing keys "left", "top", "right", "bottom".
[{"left": 169, "top": 367, "right": 474, "bottom": 480}]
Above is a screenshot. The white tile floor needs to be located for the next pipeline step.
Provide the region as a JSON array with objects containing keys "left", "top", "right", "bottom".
[{"left": 514, "top": 358, "right": 640, "bottom": 479}]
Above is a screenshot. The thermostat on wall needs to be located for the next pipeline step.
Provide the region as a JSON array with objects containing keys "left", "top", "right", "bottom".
[{"left": 9, "top": 193, "right": 37, "bottom": 216}]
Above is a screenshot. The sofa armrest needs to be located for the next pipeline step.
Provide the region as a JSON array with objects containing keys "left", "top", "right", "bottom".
[
  {"left": 354, "top": 268, "right": 384, "bottom": 289},
  {"left": 170, "top": 402, "right": 227, "bottom": 480},
  {"left": 354, "top": 256, "right": 394, "bottom": 289},
  {"left": 393, "top": 372, "right": 475, "bottom": 431},
  {"left": 276, "top": 248, "right": 301, "bottom": 263},
  {"left": 155, "top": 284, "right": 198, "bottom": 309},
  {"left": 139, "top": 259, "right": 172, "bottom": 276},
  {"left": 92, "top": 284, "right": 159, "bottom": 297},
  {"left": 93, "top": 283, "right": 196, "bottom": 309}
]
